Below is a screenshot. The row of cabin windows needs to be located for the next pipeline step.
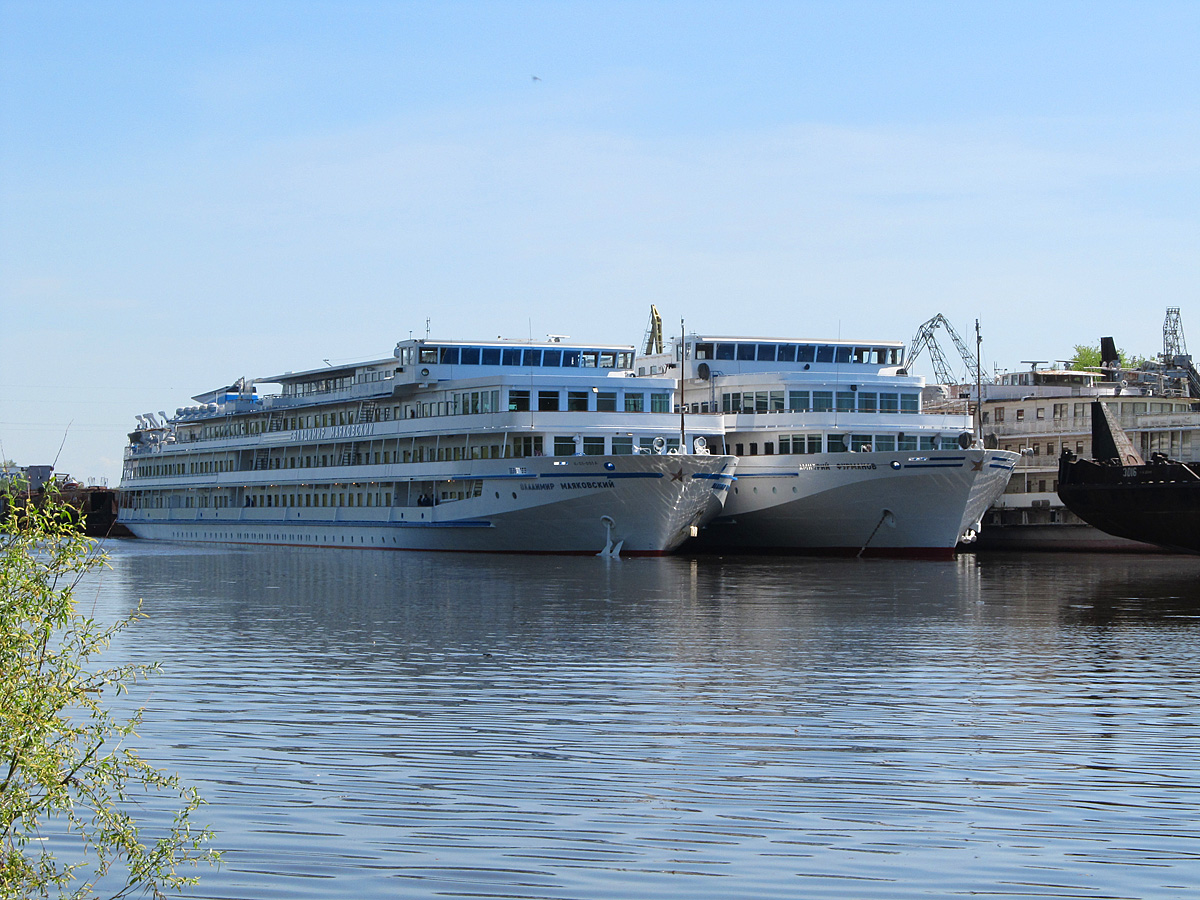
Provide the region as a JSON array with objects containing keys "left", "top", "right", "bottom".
[
  {"left": 400, "top": 389, "right": 673, "bottom": 418},
  {"left": 694, "top": 343, "right": 903, "bottom": 366},
  {"left": 507, "top": 390, "right": 671, "bottom": 413},
  {"left": 1004, "top": 478, "right": 1059, "bottom": 494},
  {"left": 183, "top": 388, "right": 675, "bottom": 441},
  {"left": 1000, "top": 432, "right": 1195, "bottom": 461},
  {"left": 417, "top": 346, "right": 633, "bottom": 369},
  {"left": 986, "top": 399, "right": 1189, "bottom": 425},
  {"left": 1003, "top": 441, "right": 1086, "bottom": 457},
  {"left": 127, "top": 434, "right": 690, "bottom": 477},
  {"left": 283, "top": 369, "right": 394, "bottom": 397},
  {"left": 740, "top": 433, "right": 952, "bottom": 456},
  {"left": 723, "top": 390, "right": 920, "bottom": 414}
]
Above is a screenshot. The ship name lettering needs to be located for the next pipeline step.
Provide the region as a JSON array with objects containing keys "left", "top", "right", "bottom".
[{"left": 291, "top": 424, "right": 373, "bottom": 441}]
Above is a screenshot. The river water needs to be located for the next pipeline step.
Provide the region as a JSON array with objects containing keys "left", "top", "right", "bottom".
[{"left": 82, "top": 541, "right": 1200, "bottom": 899}]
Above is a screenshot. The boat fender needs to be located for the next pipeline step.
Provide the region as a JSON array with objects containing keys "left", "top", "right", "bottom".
[{"left": 957, "top": 431, "right": 972, "bottom": 450}]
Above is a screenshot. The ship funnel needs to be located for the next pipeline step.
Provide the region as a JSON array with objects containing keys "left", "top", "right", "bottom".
[{"left": 1100, "top": 337, "right": 1119, "bottom": 370}]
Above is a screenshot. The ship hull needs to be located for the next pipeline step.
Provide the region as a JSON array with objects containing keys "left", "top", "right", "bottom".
[
  {"left": 120, "top": 454, "right": 735, "bottom": 555},
  {"left": 1057, "top": 456, "right": 1200, "bottom": 555},
  {"left": 691, "top": 448, "right": 1018, "bottom": 558}
]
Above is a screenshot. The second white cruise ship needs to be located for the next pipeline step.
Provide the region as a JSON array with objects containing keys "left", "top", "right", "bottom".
[
  {"left": 118, "top": 336, "right": 736, "bottom": 555},
  {"left": 640, "top": 331, "right": 1018, "bottom": 557}
]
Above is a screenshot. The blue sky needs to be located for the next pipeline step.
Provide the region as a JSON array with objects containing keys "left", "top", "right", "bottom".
[{"left": 2, "top": 1, "right": 1198, "bottom": 483}]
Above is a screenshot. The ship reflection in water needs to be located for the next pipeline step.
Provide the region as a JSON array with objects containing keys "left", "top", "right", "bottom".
[{"left": 90, "top": 542, "right": 1200, "bottom": 900}]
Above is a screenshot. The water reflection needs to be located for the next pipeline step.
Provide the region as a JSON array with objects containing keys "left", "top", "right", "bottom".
[{"left": 87, "top": 541, "right": 1200, "bottom": 899}]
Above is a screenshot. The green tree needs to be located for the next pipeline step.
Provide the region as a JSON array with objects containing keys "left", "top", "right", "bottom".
[
  {"left": 1068, "top": 343, "right": 1140, "bottom": 371},
  {"left": 1, "top": 494, "right": 218, "bottom": 899}
]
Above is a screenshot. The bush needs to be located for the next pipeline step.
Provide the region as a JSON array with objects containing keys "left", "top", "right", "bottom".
[{"left": 1, "top": 493, "right": 218, "bottom": 899}]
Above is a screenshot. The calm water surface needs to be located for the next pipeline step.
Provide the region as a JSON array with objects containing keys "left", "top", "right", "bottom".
[{"left": 84, "top": 542, "right": 1200, "bottom": 899}]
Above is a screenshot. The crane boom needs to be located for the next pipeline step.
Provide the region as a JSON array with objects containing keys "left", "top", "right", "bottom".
[{"left": 907, "top": 314, "right": 981, "bottom": 385}]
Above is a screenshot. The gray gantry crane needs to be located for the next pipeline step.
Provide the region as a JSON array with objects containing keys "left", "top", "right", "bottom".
[
  {"left": 906, "top": 313, "right": 981, "bottom": 386},
  {"left": 1162, "top": 307, "right": 1200, "bottom": 397}
]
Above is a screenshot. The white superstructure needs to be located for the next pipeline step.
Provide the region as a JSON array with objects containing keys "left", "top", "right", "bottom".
[
  {"left": 640, "top": 333, "right": 1018, "bottom": 557},
  {"left": 118, "top": 337, "right": 736, "bottom": 555}
]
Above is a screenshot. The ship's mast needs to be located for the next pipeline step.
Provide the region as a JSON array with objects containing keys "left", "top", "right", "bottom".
[
  {"left": 679, "top": 318, "right": 686, "bottom": 451},
  {"left": 975, "top": 318, "right": 983, "bottom": 437}
]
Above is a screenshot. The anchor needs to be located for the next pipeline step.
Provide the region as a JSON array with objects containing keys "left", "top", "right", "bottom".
[
  {"left": 597, "top": 515, "right": 624, "bottom": 558},
  {"left": 857, "top": 508, "right": 896, "bottom": 558}
]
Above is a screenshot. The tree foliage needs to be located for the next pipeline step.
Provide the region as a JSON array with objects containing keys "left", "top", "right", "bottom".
[
  {"left": 1, "top": 494, "right": 218, "bottom": 899},
  {"left": 1068, "top": 343, "right": 1140, "bottom": 371}
]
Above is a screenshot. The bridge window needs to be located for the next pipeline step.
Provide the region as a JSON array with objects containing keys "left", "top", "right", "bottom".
[
  {"left": 715, "top": 343, "right": 736, "bottom": 360},
  {"left": 502, "top": 348, "right": 521, "bottom": 365},
  {"left": 777, "top": 344, "right": 797, "bottom": 362},
  {"left": 736, "top": 343, "right": 756, "bottom": 361},
  {"left": 460, "top": 347, "right": 481, "bottom": 365},
  {"left": 439, "top": 347, "right": 459, "bottom": 364},
  {"left": 523, "top": 348, "right": 542, "bottom": 366},
  {"left": 757, "top": 344, "right": 776, "bottom": 361},
  {"left": 481, "top": 348, "right": 501, "bottom": 365},
  {"left": 816, "top": 346, "right": 834, "bottom": 363}
]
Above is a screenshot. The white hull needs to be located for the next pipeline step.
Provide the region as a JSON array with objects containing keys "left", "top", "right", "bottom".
[
  {"left": 121, "top": 454, "right": 735, "bottom": 555},
  {"left": 692, "top": 448, "right": 1018, "bottom": 558}
]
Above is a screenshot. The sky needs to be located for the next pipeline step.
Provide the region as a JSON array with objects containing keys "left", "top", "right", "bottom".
[{"left": 2, "top": 1, "right": 1198, "bottom": 484}]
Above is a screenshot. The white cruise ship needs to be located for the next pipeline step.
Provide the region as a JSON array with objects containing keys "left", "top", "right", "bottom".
[
  {"left": 118, "top": 337, "right": 736, "bottom": 555},
  {"left": 639, "top": 333, "right": 1019, "bottom": 557}
]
